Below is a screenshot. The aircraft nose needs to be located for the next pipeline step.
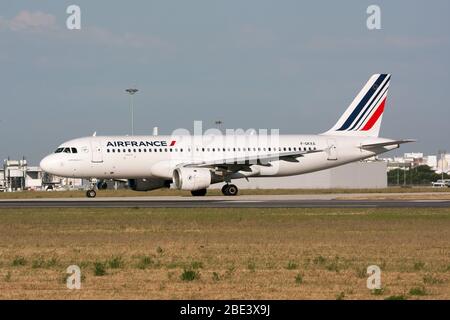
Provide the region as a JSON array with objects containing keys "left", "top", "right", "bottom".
[{"left": 40, "top": 154, "right": 60, "bottom": 174}]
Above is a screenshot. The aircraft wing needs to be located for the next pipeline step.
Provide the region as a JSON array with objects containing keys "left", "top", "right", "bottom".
[
  {"left": 183, "top": 149, "right": 324, "bottom": 170},
  {"left": 360, "top": 139, "right": 416, "bottom": 149}
]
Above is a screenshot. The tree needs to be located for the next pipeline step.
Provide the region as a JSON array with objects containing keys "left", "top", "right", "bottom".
[{"left": 387, "top": 165, "right": 449, "bottom": 186}]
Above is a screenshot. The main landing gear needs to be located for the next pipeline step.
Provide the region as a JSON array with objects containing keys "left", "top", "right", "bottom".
[
  {"left": 191, "top": 189, "right": 207, "bottom": 196},
  {"left": 221, "top": 184, "right": 238, "bottom": 196}
]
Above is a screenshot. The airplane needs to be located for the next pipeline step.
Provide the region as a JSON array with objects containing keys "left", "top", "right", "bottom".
[{"left": 40, "top": 74, "right": 414, "bottom": 198}]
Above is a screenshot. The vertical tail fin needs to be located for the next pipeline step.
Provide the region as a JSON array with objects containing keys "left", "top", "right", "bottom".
[{"left": 323, "top": 74, "right": 391, "bottom": 137}]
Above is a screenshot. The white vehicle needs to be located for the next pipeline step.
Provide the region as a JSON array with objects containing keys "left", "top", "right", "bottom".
[
  {"left": 40, "top": 74, "right": 414, "bottom": 197},
  {"left": 432, "top": 179, "right": 450, "bottom": 187}
]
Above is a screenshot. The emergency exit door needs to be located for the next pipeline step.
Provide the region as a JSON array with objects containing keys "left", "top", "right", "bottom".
[{"left": 327, "top": 139, "right": 337, "bottom": 161}]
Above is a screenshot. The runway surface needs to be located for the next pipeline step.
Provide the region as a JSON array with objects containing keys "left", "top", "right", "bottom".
[{"left": 1, "top": 194, "right": 450, "bottom": 208}]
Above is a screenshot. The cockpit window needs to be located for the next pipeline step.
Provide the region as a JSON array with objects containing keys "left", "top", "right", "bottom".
[{"left": 55, "top": 147, "right": 78, "bottom": 153}]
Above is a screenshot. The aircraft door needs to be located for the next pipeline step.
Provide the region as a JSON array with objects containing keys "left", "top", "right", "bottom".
[
  {"left": 327, "top": 139, "right": 337, "bottom": 161},
  {"left": 90, "top": 140, "right": 103, "bottom": 163}
]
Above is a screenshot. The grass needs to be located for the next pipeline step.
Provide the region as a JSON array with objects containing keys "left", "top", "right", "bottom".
[
  {"left": 107, "top": 256, "right": 124, "bottom": 269},
  {"left": 413, "top": 261, "right": 425, "bottom": 271},
  {"left": 247, "top": 261, "right": 256, "bottom": 272},
  {"left": 286, "top": 261, "right": 298, "bottom": 270},
  {"left": 295, "top": 273, "right": 303, "bottom": 285},
  {"left": 1, "top": 187, "right": 450, "bottom": 199},
  {"left": 190, "top": 261, "right": 203, "bottom": 269},
  {"left": 136, "top": 256, "right": 153, "bottom": 270},
  {"left": 423, "top": 274, "right": 444, "bottom": 285},
  {"left": 371, "top": 288, "right": 385, "bottom": 296},
  {"left": 212, "top": 272, "right": 220, "bottom": 282},
  {"left": 409, "top": 286, "right": 427, "bottom": 296},
  {"left": 93, "top": 262, "right": 107, "bottom": 276},
  {"left": 12, "top": 257, "right": 26, "bottom": 267},
  {"left": 31, "top": 257, "right": 58, "bottom": 269},
  {"left": 385, "top": 295, "right": 407, "bottom": 300},
  {"left": 0, "top": 207, "right": 450, "bottom": 299},
  {"left": 336, "top": 292, "right": 346, "bottom": 300},
  {"left": 4, "top": 272, "right": 11, "bottom": 282},
  {"left": 180, "top": 269, "right": 200, "bottom": 281}
]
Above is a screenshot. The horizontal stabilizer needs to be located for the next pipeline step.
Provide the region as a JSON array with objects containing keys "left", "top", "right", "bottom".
[{"left": 360, "top": 139, "right": 416, "bottom": 149}]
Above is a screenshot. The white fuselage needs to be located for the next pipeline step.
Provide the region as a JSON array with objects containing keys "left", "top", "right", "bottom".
[{"left": 40, "top": 134, "right": 397, "bottom": 181}]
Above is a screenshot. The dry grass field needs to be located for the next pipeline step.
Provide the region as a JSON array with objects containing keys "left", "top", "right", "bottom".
[
  {"left": 0, "top": 207, "right": 449, "bottom": 300},
  {"left": 0, "top": 187, "right": 449, "bottom": 199}
]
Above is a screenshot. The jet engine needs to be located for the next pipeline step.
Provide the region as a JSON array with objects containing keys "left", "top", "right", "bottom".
[
  {"left": 128, "top": 178, "right": 170, "bottom": 191},
  {"left": 172, "top": 167, "right": 212, "bottom": 191}
]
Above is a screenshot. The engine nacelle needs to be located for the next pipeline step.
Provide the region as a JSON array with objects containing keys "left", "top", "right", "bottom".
[
  {"left": 128, "top": 178, "right": 170, "bottom": 191},
  {"left": 173, "top": 167, "right": 211, "bottom": 191}
]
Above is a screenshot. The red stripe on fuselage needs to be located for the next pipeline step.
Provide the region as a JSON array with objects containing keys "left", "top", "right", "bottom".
[
  {"left": 361, "top": 98, "right": 386, "bottom": 131},
  {"left": 170, "top": 140, "right": 176, "bottom": 146}
]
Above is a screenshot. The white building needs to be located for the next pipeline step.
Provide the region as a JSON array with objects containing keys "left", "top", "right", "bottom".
[{"left": 210, "top": 161, "right": 387, "bottom": 189}]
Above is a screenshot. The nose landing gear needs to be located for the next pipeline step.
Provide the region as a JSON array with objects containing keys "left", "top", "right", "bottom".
[
  {"left": 86, "top": 178, "right": 98, "bottom": 198},
  {"left": 86, "top": 189, "right": 97, "bottom": 198},
  {"left": 221, "top": 184, "right": 238, "bottom": 196}
]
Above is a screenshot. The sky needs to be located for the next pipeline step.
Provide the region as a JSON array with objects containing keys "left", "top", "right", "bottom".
[{"left": 0, "top": 1, "right": 449, "bottom": 164}]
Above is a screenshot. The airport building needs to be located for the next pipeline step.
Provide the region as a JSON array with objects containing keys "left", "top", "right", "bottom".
[
  {"left": 0, "top": 159, "right": 84, "bottom": 192},
  {"left": 210, "top": 161, "right": 387, "bottom": 189},
  {"left": 380, "top": 152, "right": 450, "bottom": 173}
]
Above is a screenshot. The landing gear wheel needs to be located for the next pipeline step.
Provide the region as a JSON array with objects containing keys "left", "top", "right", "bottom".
[
  {"left": 226, "top": 184, "right": 238, "bottom": 196},
  {"left": 221, "top": 184, "right": 229, "bottom": 195},
  {"left": 86, "top": 190, "right": 97, "bottom": 198},
  {"left": 191, "top": 189, "right": 207, "bottom": 196},
  {"left": 224, "top": 184, "right": 238, "bottom": 196}
]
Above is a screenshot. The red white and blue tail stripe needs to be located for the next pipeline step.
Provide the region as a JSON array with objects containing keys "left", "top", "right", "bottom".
[{"left": 323, "top": 74, "right": 391, "bottom": 137}]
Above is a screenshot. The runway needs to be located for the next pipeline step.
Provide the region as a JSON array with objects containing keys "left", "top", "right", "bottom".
[{"left": 1, "top": 194, "right": 450, "bottom": 208}]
